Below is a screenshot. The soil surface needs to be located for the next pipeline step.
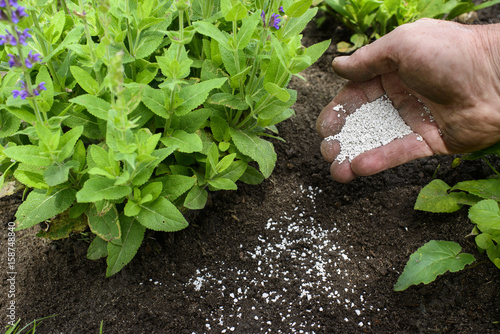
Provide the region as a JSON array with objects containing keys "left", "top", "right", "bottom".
[{"left": 2, "top": 8, "right": 500, "bottom": 334}]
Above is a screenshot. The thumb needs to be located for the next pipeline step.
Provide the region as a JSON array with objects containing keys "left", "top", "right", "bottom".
[{"left": 332, "top": 33, "right": 400, "bottom": 82}]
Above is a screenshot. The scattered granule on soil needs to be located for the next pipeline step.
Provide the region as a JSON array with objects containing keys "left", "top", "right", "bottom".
[{"left": 326, "top": 95, "right": 414, "bottom": 163}]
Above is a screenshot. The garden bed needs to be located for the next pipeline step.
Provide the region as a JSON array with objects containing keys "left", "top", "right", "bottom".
[{"left": 2, "top": 8, "right": 500, "bottom": 334}]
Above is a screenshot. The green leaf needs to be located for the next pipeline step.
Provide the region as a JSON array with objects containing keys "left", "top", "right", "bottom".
[
  {"left": 0, "top": 109, "right": 20, "bottom": 138},
  {"left": 4, "top": 145, "right": 52, "bottom": 166},
  {"left": 229, "top": 128, "right": 277, "bottom": 178},
  {"left": 13, "top": 163, "right": 47, "bottom": 189},
  {"left": 193, "top": 21, "right": 230, "bottom": 50},
  {"left": 15, "top": 188, "right": 76, "bottom": 230},
  {"left": 36, "top": 212, "right": 87, "bottom": 240},
  {"left": 452, "top": 179, "right": 500, "bottom": 201},
  {"left": 184, "top": 185, "right": 208, "bottom": 210},
  {"left": 208, "top": 177, "right": 237, "bottom": 190},
  {"left": 70, "top": 66, "right": 99, "bottom": 94},
  {"left": 286, "top": 0, "right": 313, "bottom": 17},
  {"left": 225, "top": 1, "right": 247, "bottom": 21},
  {"left": 237, "top": 11, "right": 260, "bottom": 49},
  {"left": 57, "top": 126, "right": 84, "bottom": 162},
  {"left": 133, "top": 31, "right": 164, "bottom": 59},
  {"left": 106, "top": 216, "right": 145, "bottom": 277},
  {"left": 160, "top": 130, "right": 203, "bottom": 153},
  {"left": 87, "top": 204, "right": 121, "bottom": 242},
  {"left": 87, "top": 236, "right": 108, "bottom": 260},
  {"left": 176, "top": 78, "right": 227, "bottom": 116},
  {"left": 414, "top": 179, "right": 463, "bottom": 213},
  {"left": 76, "top": 177, "right": 132, "bottom": 202},
  {"left": 264, "top": 82, "right": 291, "bottom": 102},
  {"left": 217, "top": 160, "right": 247, "bottom": 183},
  {"left": 394, "top": 240, "right": 475, "bottom": 291},
  {"left": 70, "top": 95, "right": 111, "bottom": 120},
  {"left": 158, "top": 174, "right": 196, "bottom": 201},
  {"left": 469, "top": 199, "right": 500, "bottom": 232},
  {"left": 142, "top": 86, "right": 168, "bottom": 118},
  {"left": 43, "top": 160, "right": 79, "bottom": 187},
  {"left": 137, "top": 197, "right": 188, "bottom": 231}
]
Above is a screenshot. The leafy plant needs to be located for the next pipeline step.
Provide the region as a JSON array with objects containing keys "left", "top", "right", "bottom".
[
  {"left": 4, "top": 316, "right": 56, "bottom": 334},
  {"left": 0, "top": 0, "right": 330, "bottom": 276},
  {"left": 395, "top": 143, "right": 500, "bottom": 290},
  {"left": 320, "top": 0, "right": 500, "bottom": 52}
]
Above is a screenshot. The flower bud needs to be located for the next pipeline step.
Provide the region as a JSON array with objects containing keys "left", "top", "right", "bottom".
[{"left": 175, "top": 0, "right": 190, "bottom": 11}]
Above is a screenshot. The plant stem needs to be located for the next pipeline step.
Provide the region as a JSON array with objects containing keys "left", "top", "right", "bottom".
[{"left": 483, "top": 157, "right": 500, "bottom": 176}]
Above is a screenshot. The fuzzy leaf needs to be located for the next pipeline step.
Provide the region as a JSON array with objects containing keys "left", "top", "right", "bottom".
[
  {"left": 87, "top": 204, "right": 121, "bottom": 242},
  {"left": 70, "top": 66, "right": 99, "bottom": 94},
  {"left": 286, "top": 0, "right": 313, "bottom": 17},
  {"left": 13, "top": 163, "right": 48, "bottom": 189},
  {"left": 229, "top": 128, "right": 276, "bottom": 178},
  {"left": 176, "top": 78, "right": 227, "bottom": 116},
  {"left": 184, "top": 185, "right": 208, "bottom": 210},
  {"left": 4, "top": 145, "right": 52, "bottom": 166},
  {"left": 394, "top": 240, "right": 475, "bottom": 291},
  {"left": 106, "top": 216, "right": 145, "bottom": 277},
  {"left": 70, "top": 94, "right": 111, "bottom": 120},
  {"left": 160, "top": 130, "right": 203, "bottom": 153},
  {"left": 87, "top": 236, "right": 108, "bottom": 260},
  {"left": 0, "top": 109, "right": 20, "bottom": 138},
  {"left": 158, "top": 175, "right": 196, "bottom": 201},
  {"left": 452, "top": 179, "right": 500, "bottom": 201},
  {"left": 15, "top": 188, "right": 76, "bottom": 230},
  {"left": 76, "top": 177, "right": 132, "bottom": 202},
  {"left": 137, "top": 197, "right": 188, "bottom": 231}
]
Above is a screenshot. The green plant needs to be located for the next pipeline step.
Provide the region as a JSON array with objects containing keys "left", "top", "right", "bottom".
[
  {"left": 0, "top": 0, "right": 330, "bottom": 276},
  {"left": 321, "top": 0, "right": 500, "bottom": 52},
  {"left": 4, "top": 316, "right": 56, "bottom": 334},
  {"left": 394, "top": 144, "right": 500, "bottom": 291}
]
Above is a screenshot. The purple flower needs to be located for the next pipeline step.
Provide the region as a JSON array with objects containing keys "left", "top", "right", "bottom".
[
  {"left": 279, "top": 6, "right": 284, "bottom": 14},
  {"left": 268, "top": 13, "right": 281, "bottom": 29},
  {"left": 12, "top": 81, "right": 46, "bottom": 99},
  {"left": 33, "top": 82, "right": 46, "bottom": 96},
  {"left": 17, "top": 27, "right": 30, "bottom": 45},
  {"left": 11, "top": 5, "right": 27, "bottom": 23},
  {"left": 8, "top": 53, "right": 20, "bottom": 67},
  {"left": 0, "top": 29, "right": 16, "bottom": 45},
  {"left": 261, "top": 11, "right": 282, "bottom": 29},
  {"left": 25, "top": 50, "right": 42, "bottom": 68},
  {"left": 12, "top": 88, "right": 28, "bottom": 99}
]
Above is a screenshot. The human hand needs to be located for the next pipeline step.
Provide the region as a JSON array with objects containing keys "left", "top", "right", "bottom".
[{"left": 317, "top": 18, "right": 500, "bottom": 183}]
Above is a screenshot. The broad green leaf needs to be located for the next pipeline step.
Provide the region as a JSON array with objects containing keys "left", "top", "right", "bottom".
[
  {"left": 4, "top": 145, "right": 52, "bottom": 166},
  {"left": 209, "top": 93, "right": 249, "bottom": 110},
  {"left": 106, "top": 216, "right": 145, "bottom": 277},
  {"left": 171, "top": 108, "right": 212, "bottom": 133},
  {"left": 57, "top": 126, "right": 84, "bottom": 161},
  {"left": 158, "top": 174, "right": 196, "bottom": 201},
  {"left": 264, "top": 82, "right": 291, "bottom": 102},
  {"left": 237, "top": 11, "right": 260, "bottom": 49},
  {"left": 13, "top": 163, "right": 47, "bottom": 189},
  {"left": 176, "top": 78, "right": 227, "bottom": 116},
  {"left": 229, "top": 128, "right": 276, "bottom": 178},
  {"left": 0, "top": 109, "right": 20, "bottom": 138},
  {"left": 76, "top": 177, "right": 132, "bottom": 202},
  {"left": 257, "top": 90, "right": 297, "bottom": 120},
  {"left": 160, "top": 130, "right": 203, "bottom": 153},
  {"left": 239, "top": 165, "right": 264, "bottom": 185},
  {"left": 469, "top": 199, "right": 500, "bottom": 232},
  {"left": 70, "top": 66, "right": 99, "bottom": 94},
  {"left": 134, "top": 31, "right": 164, "bottom": 59},
  {"left": 43, "top": 160, "right": 79, "bottom": 187},
  {"left": 87, "top": 204, "right": 121, "bottom": 241},
  {"left": 70, "top": 94, "right": 111, "bottom": 120},
  {"left": 142, "top": 86, "right": 168, "bottom": 118},
  {"left": 452, "top": 179, "right": 500, "bottom": 201},
  {"left": 137, "top": 197, "right": 188, "bottom": 231},
  {"left": 281, "top": 8, "right": 317, "bottom": 40},
  {"left": 394, "top": 240, "right": 475, "bottom": 291},
  {"left": 217, "top": 160, "right": 247, "bottom": 183},
  {"left": 193, "top": 21, "right": 230, "bottom": 50},
  {"left": 15, "top": 188, "right": 76, "bottom": 230},
  {"left": 414, "top": 179, "right": 463, "bottom": 213},
  {"left": 184, "top": 185, "right": 208, "bottom": 210},
  {"left": 225, "top": 1, "right": 247, "bottom": 21},
  {"left": 286, "top": 0, "right": 313, "bottom": 17},
  {"left": 208, "top": 177, "right": 237, "bottom": 190},
  {"left": 87, "top": 236, "right": 108, "bottom": 260}
]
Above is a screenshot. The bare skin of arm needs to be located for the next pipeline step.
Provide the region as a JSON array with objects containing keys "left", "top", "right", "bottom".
[{"left": 316, "top": 18, "right": 500, "bottom": 183}]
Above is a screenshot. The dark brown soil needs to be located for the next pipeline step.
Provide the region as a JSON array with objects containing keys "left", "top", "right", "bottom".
[{"left": 2, "top": 9, "right": 500, "bottom": 334}]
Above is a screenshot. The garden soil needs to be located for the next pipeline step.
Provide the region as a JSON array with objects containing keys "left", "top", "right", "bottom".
[{"left": 2, "top": 8, "right": 500, "bottom": 334}]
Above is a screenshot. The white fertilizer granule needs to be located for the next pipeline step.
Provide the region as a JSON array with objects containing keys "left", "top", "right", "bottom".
[{"left": 326, "top": 95, "right": 414, "bottom": 163}]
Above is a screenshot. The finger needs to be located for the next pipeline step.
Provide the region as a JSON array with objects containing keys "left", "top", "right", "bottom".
[
  {"left": 330, "top": 160, "right": 358, "bottom": 183},
  {"left": 320, "top": 137, "right": 340, "bottom": 163},
  {"left": 332, "top": 33, "right": 399, "bottom": 82},
  {"left": 350, "top": 134, "right": 434, "bottom": 177}
]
